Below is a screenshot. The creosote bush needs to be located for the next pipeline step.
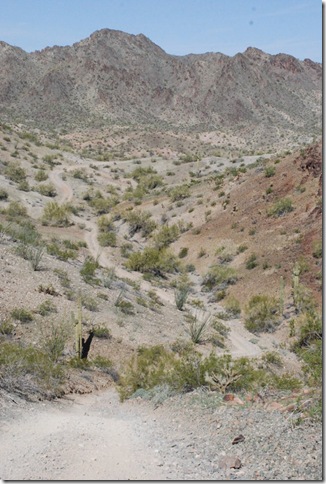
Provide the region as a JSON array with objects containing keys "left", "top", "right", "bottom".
[
  {"left": 0, "top": 341, "right": 64, "bottom": 399},
  {"left": 117, "top": 345, "right": 298, "bottom": 402},
  {"left": 244, "top": 294, "right": 280, "bottom": 333},
  {"left": 42, "top": 201, "right": 72, "bottom": 227},
  {"left": 268, "top": 198, "right": 294, "bottom": 217},
  {"left": 202, "top": 265, "right": 237, "bottom": 291},
  {"left": 126, "top": 247, "right": 180, "bottom": 277},
  {"left": 80, "top": 256, "right": 100, "bottom": 285},
  {"left": 11, "top": 308, "right": 34, "bottom": 323}
]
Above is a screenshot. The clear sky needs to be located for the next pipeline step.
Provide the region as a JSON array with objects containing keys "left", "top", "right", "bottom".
[{"left": 0, "top": 0, "right": 322, "bottom": 62}]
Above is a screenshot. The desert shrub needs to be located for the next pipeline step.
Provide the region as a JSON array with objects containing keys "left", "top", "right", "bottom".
[
  {"left": 118, "top": 346, "right": 273, "bottom": 402},
  {"left": 120, "top": 242, "right": 133, "bottom": 258},
  {"left": 245, "top": 253, "right": 258, "bottom": 270},
  {"left": 90, "top": 196, "right": 118, "bottom": 215},
  {"left": 264, "top": 166, "right": 276, "bottom": 177},
  {"left": 98, "top": 231, "right": 117, "bottom": 247},
  {"left": 114, "top": 291, "right": 135, "bottom": 315},
  {"left": 268, "top": 198, "right": 294, "bottom": 217},
  {"left": 46, "top": 238, "right": 78, "bottom": 261},
  {"left": 18, "top": 244, "right": 44, "bottom": 271},
  {"left": 102, "top": 267, "right": 116, "bottom": 288},
  {"left": 93, "top": 325, "right": 111, "bottom": 339},
  {"left": 34, "top": 169, "right": 48, "bottom": 182},
  {"left": 5, "top": 162, "right": 26, "bottom": 183},
  {"left": 126, "top": 247, "right": 179, "bottom": 277},
  {"left": 41, "top": 320, "right": 71, "bottom": 362},
  {"left": 202, "top": 265, "right": 237, "bottom": 291},
  {"left": 5, "top": 201, "right": 27, "bottom": 218},
  {"left": 204, "top": 354, "right": 268, "bottom": 393},
  {"left": 0, "top": 188, "right": 8, "bottom": 200},
  {"left": 261, "top": 351, "right": 283, "bottom": 368},
  {"left": 53, "top": 269, "right": 71, "bottom": 288},
  {"left": 35, "top": 183, "right": 57, "bottom": 197},
  {"left": 153, "top": 224, "right": 180, "bottom": 249},
  {"left": 36, "top": 299, "right": 57, "bottom": 316},
  {"left": 312, "top": 240, "right": 322, "bottom": 259},
  {"left": 38, "top": 283, "right": 60, "bottom": 296},
  {"left": 223, "top": 296, "right": 241, "bottom": 318},
  {"left": 271, "top": 373, "right": 302, "bottom": 391},
  {"left": 118, "top": 345, "right": 177, "bottom": 400},
  {"left": 92, "top": 356, "right": 117, "bottom": 378},
  {"left": 178, "top": 247, "right": 189, "bottom": 258},
  {"left": 0, "top": 319, "right": 15, "bottom": 335},
  {"left": 42, "top": 201, "right": 71, "bottom": 227},
  {"left": 81, "top": 294, "right": 98, "bottom": 311},
  {"left": 129, "top": 166, "right": 157, "bottom": 181},
  {"left": 80, "top": 256, "right": 100, "bottom": 285},
  {"left": 97, "top": 215, "right": 117, "bottom": 247},
  {"left": 0, "top": 341, "right": 64, "bottom": 399},
  {"left": 244, "top": 294, "right": 280, "bottom": 333},
  {"left": 71, "top": 168, "right": 89, "bottom": 182},
  {"left": 43, "top": 154, "right": 60, "bottom": 168},
  {"left": 123, "top": 210, "right": 157, "bottom": 237},
  {"left": 169, "top": 184, "right": 190, "bottom": 202},
  {"left": 11, "top": 308, "right": 34, "bottom": 323},
  {"left": 139, "top": 174, "right": 164, "bottom": 192}
]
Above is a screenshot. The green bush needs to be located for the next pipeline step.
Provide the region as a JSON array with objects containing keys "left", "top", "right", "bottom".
[
  {"left": 97, "top": 215, "right": 117, "bottom": 247},
  {"left": 223, "top": 296, "right": 241, "bottom": 318},
  {"left": 6, "top": 201, "right": 27, "bottom": 218},
  {"left": 41, "top": 320, "right": 71, "bottom": 362},
  {"left": 0, "top": 188, "right": 8, "bottom": 200},
  {"left": 245, "top": 253, "right": 258, "bottom": 270},
  {"left": 264, "top": 166, "right": 276, "bottom": 177},
  {"left": 93, "top": 325, "right": 112, "bottom": 339},
  {"left": 244, "top": 294, "right": 280, "bottom": 333},
  {"left": 0, "top": 319, "right": 15, "bottom": 335},
  {"left": 170, "top": 184, "right": 190, "bottom": 202},
  {"left": 37, "top": 299, "right": 57, "bottom": 316},
  {"left": 5, "top": 162, "right": 26, "bottom": 183},
  {"left": 42, "top": 201, "right": 71, "bottom": 227},
  {"left": 126, "top": 247, "right": 180, "bottom": 277},
  {"left": 34, "top": 169, "right": 48, "bottom": 182},
  {"left": 81, "top": 294, "right": 99, "bottom": 311},
  {"left": 46, "top": 238, "right": 78, "bottom": 261},
  {"left": 268, "top": 198, "right": 294, "bottom": 217},
  {"left": 11, "top": 308, "right": 34, "bottom": 323},
  {"left": 114, "top": 291, "right": 135, "bottom": 315},
  {"left": 118, "top": 346, "right": 275, "bottom": 401},
  {"left": 312, "top": 240, "right": 322, "bottom": 259},
  {"left": 202, "top": 265, "right": 237, "bottom": 291},
  {"left": 80, "top": 257, "right": 100, "bottom": 285},
  {"left": 178, "top": 247, "right": 189, "bottom": 258},
  {"left": 35, "top": 183, "right": 57, "bottom": 197},
  {"left": 153, "top": 224, "right": 180, "bottom": 249},
  {"left": 123, "top": 210, "right": 157, "bottom": 237},
  {"left": 0, "top": 341, "right": 64, "bottom": 399}
]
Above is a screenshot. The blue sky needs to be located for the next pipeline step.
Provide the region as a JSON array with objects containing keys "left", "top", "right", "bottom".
[{"left": 0, "top": 0, "right": 322, "bottom": 62}]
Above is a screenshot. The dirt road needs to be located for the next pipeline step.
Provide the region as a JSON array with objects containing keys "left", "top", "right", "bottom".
[{"left": 0, "top": 389, "right": 174, "bottom": 480}]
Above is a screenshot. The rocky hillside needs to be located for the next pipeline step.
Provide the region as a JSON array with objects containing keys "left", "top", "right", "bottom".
[{"left": 0, "top": 29, "right": 322, "bottom": 145}]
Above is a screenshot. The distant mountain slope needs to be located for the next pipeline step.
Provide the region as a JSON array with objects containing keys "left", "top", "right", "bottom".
[{"left": 0, "top": 29, "right": 322, "bottom": 138}]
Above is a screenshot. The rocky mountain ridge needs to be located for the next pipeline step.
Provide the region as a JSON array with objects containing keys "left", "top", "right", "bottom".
[{"left": 0, "top": 29, "right": 322, "bottom": 141}]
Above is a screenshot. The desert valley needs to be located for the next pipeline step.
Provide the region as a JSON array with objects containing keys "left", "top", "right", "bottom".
[{"left": 0, "top": 29, "right": 322, "bottom": 480}]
